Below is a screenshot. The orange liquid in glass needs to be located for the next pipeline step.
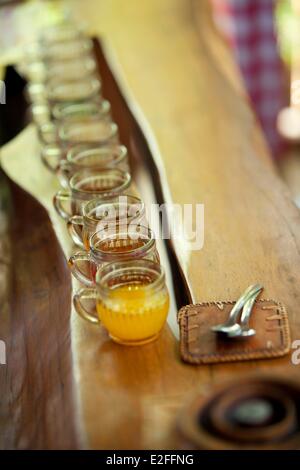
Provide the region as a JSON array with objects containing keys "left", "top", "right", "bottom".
[{"left": 96, "top": 284, "right": 169, "bottom": 345}]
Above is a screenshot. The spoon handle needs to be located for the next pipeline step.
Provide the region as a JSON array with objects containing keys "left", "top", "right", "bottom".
[
  {"left": 227, "top": 284, "right": 263, "bottom": 326},
  {"left": 240, "top": 290, "right": 261, "bottom": 329}
]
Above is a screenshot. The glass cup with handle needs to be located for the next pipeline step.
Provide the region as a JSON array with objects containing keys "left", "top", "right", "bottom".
[
  {"left": 39, "top": 99, "right": 111, "bottom": 141},
  {"left": 44, "top": 37, "right": 93, "bottom": 62},
  {"left": 32, "top": 86, "right": 107, "bottom": 127},
  {"left": 67, "top": 194, "right": 145, "bottom": 249},
  {"left": 41, "top": 119, "right": 118, "bottom": 171},
  {"left": 24, "top": 35, "right": 93, "bottom": 66},
  {"left": 28, "top": 74, "right": 101, "bottom": 109},
  {"left": 37, "top": 99, "right": 111, "bottom": 162},
  {"left": 69, "top": 224, "right": 160, "bottom": 286},
  {"left": 29, "top": 54, "right": 100, "bottom": 124},
  {"left": 73, "top": 259, "right": 170, "bottom": 346},
  {"left": 40, "top": 117, "right": 118, "bottom": 149},
  {"left": 53, "top": 168, "right": 131, "bottom": 220},
  {"left": 21, "top": 21, "right": 92, "bottom": 81},
  {"left": 26, "top": 37, "right": 97, "bottom": 104},
  {"left": 24, "top": 22, "right": 85, "bottom": 60},
  {"left": 52, "top": 99, "right": 110, "bottom": 122},
  {"left": 57, "top": 144, "right": 129, "bottom": 188},
  {"left": 24, "top": 54, "right": 97, "bottom": 88},
  {"left": 39, "top": 22, "right": 87, "bottom": 46}
]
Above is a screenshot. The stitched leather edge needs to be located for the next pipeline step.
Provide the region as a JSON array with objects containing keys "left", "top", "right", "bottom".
[{"left": 178, "top": 299, "right": 291, "bottom": 364}]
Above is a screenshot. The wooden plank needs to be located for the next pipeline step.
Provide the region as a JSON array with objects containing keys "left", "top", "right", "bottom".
[{"left": 0, "top": 175, "right": 80, "bottom": 449}]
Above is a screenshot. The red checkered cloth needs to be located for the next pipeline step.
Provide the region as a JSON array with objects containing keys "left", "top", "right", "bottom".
[{"left": 212, "top": 0, "right": 287, "bottom": 158}]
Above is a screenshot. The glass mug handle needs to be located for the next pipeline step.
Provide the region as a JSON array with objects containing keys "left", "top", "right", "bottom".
[
  {"left": 153, "top": 248, "right": 160, "bottom": 264},
  {"left": 67, "top": 215, "right": 85, "bottom": 248},
  {"left": 53, "top": 190, "right": 72, "bottom": 220},
  {"left": 68, "top": 252, "right": 95, "bottom": 287},
  {"left": 73, "top": 288, "right": 100, "bottom": 324},
  {"left": 31, "top": 104, "right": 50, "bottom": 126},
  {"left": 41, "top": 144, "right": 63, "bottom": 172},
  {"left": 38, "top": 122, "right": 57, "bottom": 145},
  {"left": 57, "top": 159, "right": 72, "bottom": 188}
]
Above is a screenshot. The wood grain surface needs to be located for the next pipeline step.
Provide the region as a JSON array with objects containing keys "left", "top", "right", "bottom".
[
  {"left": 1, "top": 0, "right": 300, "bottom": 450},
  {"left": 0, "top": 175, "right": 79, "bottom": 449}
]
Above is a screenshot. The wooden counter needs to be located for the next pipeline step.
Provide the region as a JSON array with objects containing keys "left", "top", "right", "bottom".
[{"left": 1, "top": 0, "right": 300, "bottom": 450}]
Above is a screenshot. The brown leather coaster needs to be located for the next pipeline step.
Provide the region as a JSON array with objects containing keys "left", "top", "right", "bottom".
[{"left": 178, "top": 300, "right": 291, "bottom": 364}]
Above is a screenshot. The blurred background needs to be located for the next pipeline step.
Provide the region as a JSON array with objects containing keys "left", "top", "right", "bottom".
[{"left": 212, "top": 0, "right": 300, "bottom": 205}]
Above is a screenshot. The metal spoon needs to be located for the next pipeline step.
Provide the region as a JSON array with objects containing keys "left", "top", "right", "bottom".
[
  {"left": 211, "top": 284, "right": 263, "bottom": 336},
  {"left": 226, "top": 292, "right": 259, "bottom": 339}
]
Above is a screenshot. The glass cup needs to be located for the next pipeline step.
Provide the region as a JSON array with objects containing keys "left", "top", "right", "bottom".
[
  {"left": 25, "top": 36, "right": 93, "bottom": 64},
  {"left": 67, "top": 194, "right": 145, "bottom": 249},
  {"left": 38, "top": 99, "right": 111, "bottom": 143},
  {"left": 73, "top": 259, "right": 170, "bottom": 346},
  {"left": 35, "top": 98, "right": 109, "bottom": 135},
  {"left": 52, "top": 99, "right": 110, "bottom": 122},
  {"left": 23, "top": 23, "right": 85, "bottom": 65},
  {"left": 53, "top": 168, "right": 131, "bottom": 220},
  {"left": 49, "top": 54, "right": 96, "bottom": 80},
  {"left": 26, "top": 54, "right": 97, "bottom": 86},
  {"left": 40, "top": 118, "right": 118, "bottom": 147},
  {"left": 39, "top": 22, "right": 86, "bottom": 46},
  {"left": 45, "top": 37, "right": 93, "bottom": 62},
  {"left": 41, "top": 120, "right": 118, "bottom": 171},
  {"left": 69, "top": 225, "right": 160, "bottom": 286},
  {"left": 38, "top": 100, "right": 112, "bottom": 166},
  {"left": 29, "top": 56, "right": 99, "bottom": 123},
  {"left": 57, "top": 144, "right": 129, "bottom": 187},
  {"left": 47, "top": 76, "right": 100, "bottom": 105},
  {"left": 21, "top": 21, "right": 91, "bottom": 76},
  {"left": 28, "top": 73, "right": 101, "bottom": 109}
]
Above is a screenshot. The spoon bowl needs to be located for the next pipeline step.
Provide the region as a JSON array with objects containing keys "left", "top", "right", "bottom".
[
  {"left": 227, "top": 327, "right": 256, "bottom": 339},
  {"left": 211, "top": 284, "right": 263, "bottom": 335}
]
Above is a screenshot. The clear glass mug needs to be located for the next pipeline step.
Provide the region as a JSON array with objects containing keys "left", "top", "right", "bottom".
[
  {"left": 69, "top": 224, "right": 160, "bottom": 286},
  {"left": 73, "top": 259, "right": 170, "bottom": 346},
  {"left": 31, "top": 72, "right": 103, "bottom": 125},
  {"left": 29, "top": 74, "right": 101, "bottom": 108},
  {"left": 45, "top": 37, "right": 93, "bottom": 62},
  {"left": 39, "top": 22, "right": 86, "bottom": 46},
  {"left": 40, "top": 118, "right": 118, "bottom": 149},
  {"left": 67, "top": 194, "right": 145, "bottom": 249},
  {"left": 41, "top": 120, "right": 118, "bottom": 171},
  {"left": 25, "top": 36, "right": 93, "bottom": 64},
  {"left": 38, "top": 100, "right": 111, "bottom": 144},
  {"left": 52, "top": 99, "right": 110, "bottom": 122},
  {"left": 37, "top": 99, "right": 111, "bottom": 159},
  {"left": 57, "top": 144, "right": 129, "bottom": 188},
  {"left": 23, "top": 23, "right": 85, "bottom": 66},
  {"left": 26, "top": 54, "right": 97, "bottom": 86},
  {"left": 21, "top": 22, "right": 91, "bottom": 77},
  {"left": 53, "top": 168, "right": 131, "bottom": 220}
]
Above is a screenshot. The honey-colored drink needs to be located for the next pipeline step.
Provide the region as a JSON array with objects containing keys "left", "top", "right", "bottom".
[
  {"left": 96, "top": 284, "right": 169, "bottom": 345},
  {"left": 54, "top": 169, "right": 131, "bottom": 220},
  {"left": 69, "top": 226, "right": 160, "bottom": 287},
  {"left": 89, "top": 238, "right": 151, "bottom": 279},
  {"left": 74, "top": 260, "right": 169, "bottom": 345}
]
